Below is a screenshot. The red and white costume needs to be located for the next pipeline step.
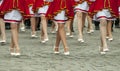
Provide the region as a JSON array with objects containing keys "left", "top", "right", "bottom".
[
  {"left": 89, "top": 0, "right": 118, "bottom": 20},
  {"left": 46, "top": 0, "right": 75, "bottom": 23},
  {"left": 0, "top": 0, "right": 3, "bottom": 6},
  {"left": 32, "top": 0, "right": 50, "bottom": 17},
  {"left": 0, "top": 0, "right": 30, "bottom": 23},
  {"left": 118, "top": 0, "right": 120, "bottom": 14},
  {"left": 0, "top": 0, "right": 3, "bottom": 18},
  {"left": 74, "top": 0, "right": 92, "bottom": 13},
  {"left": 25, "top": 0, "right": 35, "bottom": 17}
]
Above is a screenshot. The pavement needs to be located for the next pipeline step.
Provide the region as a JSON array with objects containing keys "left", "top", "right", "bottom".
[{"left": 0, "top": 25, "right": 120, "bottom": 71}]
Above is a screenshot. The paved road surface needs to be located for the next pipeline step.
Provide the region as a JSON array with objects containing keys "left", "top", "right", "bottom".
[{"left": 0, "top": 26, "right": 120, "bottom": 71}]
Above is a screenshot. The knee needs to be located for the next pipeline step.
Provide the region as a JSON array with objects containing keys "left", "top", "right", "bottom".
[
  {"left": 58, "top": 24, "right": 64, "bottom": 30},
  {"left": 41, "top": 16, "right": 46, "bottom": 20},
  {"left": 76, "top": 12, "right": 82, "bottom": 18},
  {"left": 100, "top": 20, "right": 107, "bottom": 26},
  {"left": 11, "top": 24, "right": 17, "bottom": 29}
]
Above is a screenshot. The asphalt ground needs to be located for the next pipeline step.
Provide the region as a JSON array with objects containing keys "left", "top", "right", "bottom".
[{"left": 0, "top": 25, "right": 120, "bottom": 71}]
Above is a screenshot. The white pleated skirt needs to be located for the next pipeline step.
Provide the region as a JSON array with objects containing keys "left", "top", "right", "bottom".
[
  {"left": 74, "top": 1, "right": 89, "bottom": 13},
  {"left": 4, "top": 10, "right": 22, "bottom": 23},
  {"left": 29, "top": 6, "right": 36, "bottom": 17},
  {"left": 37, "top": 5, "right": 49, "bottom": 17},
  {"left": 93, "top": 9, "right": 115, "bottom": 21},
  {"left": 54, "top": 10, "right": 68, "bottom": 23}
]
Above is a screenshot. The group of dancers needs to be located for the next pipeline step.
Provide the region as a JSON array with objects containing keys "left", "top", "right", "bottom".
[{"left": 0, "top": 0, "right": 120, "bottom": 56}]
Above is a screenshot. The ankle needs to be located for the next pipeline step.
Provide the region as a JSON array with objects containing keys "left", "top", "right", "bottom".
[
  {"left": 64, "top": 47, "right": 69, "bottom": 52},
  {"left": 15, "top": 48, "right": 20, "bottom": 53},
  {"left": 54, "top": 47, "right": 59, "bottom": 51},
  {"left": 10, "top": 48, "right": 14, "bottom": 53}
]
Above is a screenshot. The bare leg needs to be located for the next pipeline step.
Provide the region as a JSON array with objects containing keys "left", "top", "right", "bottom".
[
  {"left": 40, "top": 28, "right": 45, "bottom": 43},
  {"left": 10, "top": 36, "right": 15, "bottom": 54},
  {"left": 10, "top": 23, "right": 20, "bottom": 55},
  {"left": 58, "top": 23, "right": 69, "bottom": 54},
  {"left": 99, "top": 19, "right": 108, "bottom": 53},
  {"left": 106, "top": 20, "right": 113, "bottom": 41},
  {"left": 70, "top": 20, "right": 73, "bottom": 33},
  {"left": 66, "top": 20, "right": 71, "bottom": 36},
  {"left": 66, "top": 19, "right": 73, "bottom": 37},
  {"left": 30, "top": 17, "right": 38, "bottom": 38},
  {"left": 20, "top": 20, "right": 25, "bottom": 32},
  {"left": 0, "top": 18, "right": 6, "bottom": 43},
  {"left": 51, "top": 21, "right": 56, "bottom": 33},
  {"left": 82, "top": 13, "right": 86, "bottom": 31},
  {"left": 54, "top": 26, "right": 61, "bottom": 53},
  {"left": 76, "top": 12, "right": 84, "bottom": 42},
  {"left": 87, "top": 15, "right": 94, "bottom": 33},
  {"left": 53, "top": 20, "right": 58, "bottom": 31},
  {"left": 36, "top": 17, "right": 40, "bottom": 30},
  {"left": 41, "top": 16, "right": 48, "bottom": 41},
  {"left": 69, "top": 20, "right": 73, "bottom": 37}
]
